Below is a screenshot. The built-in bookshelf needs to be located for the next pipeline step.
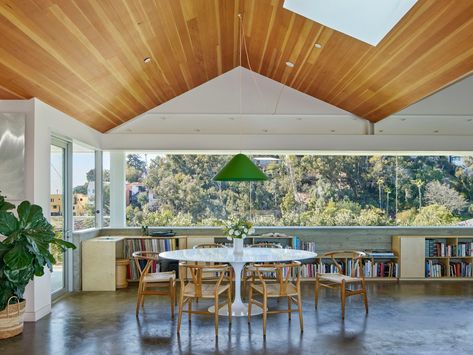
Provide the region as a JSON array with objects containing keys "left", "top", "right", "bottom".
[{"left": 425, "top": 237, "right": 473, "bottom": 278}]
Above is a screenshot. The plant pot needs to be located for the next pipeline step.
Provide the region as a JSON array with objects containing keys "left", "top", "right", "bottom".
[
  {"left": 0, "top": 297, "right": 26, "bottom": 339},
  {"left": 233, "top": 238, "right": 244, "bottom": 255}
]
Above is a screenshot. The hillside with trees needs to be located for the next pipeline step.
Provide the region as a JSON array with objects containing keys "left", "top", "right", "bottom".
[{"left": 124, "top": 154, "right": 473, "bottom": 227}]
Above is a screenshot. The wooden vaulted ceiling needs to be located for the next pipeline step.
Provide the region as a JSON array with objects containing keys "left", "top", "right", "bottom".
[{"left": 1, "top": 0, "right": 473, "bottom": 132}]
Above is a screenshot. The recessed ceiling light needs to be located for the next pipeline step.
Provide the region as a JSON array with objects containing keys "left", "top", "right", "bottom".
[
  {"left": 314, "top": 43, "right": 322, "bottom": 49},
  {"left": 285, "top": 61, "right": 295, "bottom": 68},
  {"left": 144, "top": 57, "right": 151, "bottom": 63}
]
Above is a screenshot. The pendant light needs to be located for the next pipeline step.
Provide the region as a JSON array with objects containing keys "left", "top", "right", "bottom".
[{"left": 213, "top": 14, "right": 268, "bottom": 182}]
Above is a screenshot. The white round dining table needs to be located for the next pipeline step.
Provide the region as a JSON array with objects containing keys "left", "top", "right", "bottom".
[{"left": 159, "top": 247, "right": 317, "bottom": 317}]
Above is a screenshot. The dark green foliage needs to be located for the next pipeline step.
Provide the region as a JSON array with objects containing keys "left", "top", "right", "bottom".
[
  {"left": 0, "top": 194, "right": 76, "bottom": 310},
  {"left": 126, "top": 154, "right": 473, "bottom": 227}
]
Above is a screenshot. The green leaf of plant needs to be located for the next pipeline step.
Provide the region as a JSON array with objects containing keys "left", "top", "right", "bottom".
[
  {"left": 4, "top": 243, "right": 33, "bottom": 270},
  {"left": 17, "top": 201, "right": 44, "bottom": 229},
  {"left": 0, "top": 195, "right": 15, "bottom": 212},
  {"left": 52, "top": 238, "right": 76, "bottom": 250},
  {"left": 0, "top": 242, "right": 12, "bottom": 259},
  {"left": 0, "top": 212, "right": 19, "bottom": 236}
]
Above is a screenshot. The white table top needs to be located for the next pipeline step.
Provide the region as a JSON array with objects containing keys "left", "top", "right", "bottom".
[{"left": 159, "top": 247, "right": 317, "bottom": 263}]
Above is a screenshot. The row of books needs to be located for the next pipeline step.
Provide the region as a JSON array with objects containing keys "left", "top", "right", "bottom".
[
  {"left": 457, "top": 242, "right": 473, "bottom": 257},
  {"left": 425, "top": 260, "right": 445, "bottom": 278},
  {"left": 124, "top": 238, "right": 178, "bottom": 280},
  {"left": 426, "top": 240, "right": 454, "bottom": 257},
  {"left": 293, "top": 239, "right": 316, "bottom": 252},
  {"left": 425, "top": 240, "right": 473, "bottom": 257},
  {"left": 449, "top": 261, "right": 472, "bottom": 277},
  {"left": 362, "top": 260, "right": 399, "bottom": 278},
  {"left": 298, "top": 261, "right": 398, "bottom": 278}
]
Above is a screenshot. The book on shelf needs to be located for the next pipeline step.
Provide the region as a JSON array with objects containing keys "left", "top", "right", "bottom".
[
  {"left": 425, "top": 260, "right": 445, "bottom": 278},
  {"left": 362, "top": 260, "right": 398, "bottom": 278},
  {"left": 426, "top": 239, "right": 473, "bottom": 257},
  {"left": 365, "top": 250, "right": 396, "bottom": 258},
  {"left": 449, "top": 260, "right": 472, "bottom": 277},
  {"left": 124, "top": 238, "right": 178, "bottom": 280}
]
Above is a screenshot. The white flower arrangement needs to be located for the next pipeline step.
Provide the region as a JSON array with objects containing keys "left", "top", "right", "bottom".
[{"left": 222, "top": 218, "right": 254, "bottom": 240}]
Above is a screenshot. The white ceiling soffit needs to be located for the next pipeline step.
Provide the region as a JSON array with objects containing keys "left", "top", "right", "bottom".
[
  {"left": 110, "top": 67, "right": 366, "bottom": 135},
  {"left": 283, "top": 0, "right": 417, "bottom": 46},
  {"left": 376, "top": 74, "right": 473, "bottom": 135}
]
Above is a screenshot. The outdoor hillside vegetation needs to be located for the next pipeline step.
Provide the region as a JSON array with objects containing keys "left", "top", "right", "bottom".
[{"left": 115, "top": 154, "right": 473, "bottom": 227}]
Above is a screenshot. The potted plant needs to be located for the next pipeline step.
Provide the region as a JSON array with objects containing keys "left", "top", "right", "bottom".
[
  {"left": 222, "top": 218, "right": 254, "bottom": 255},
  {"left": 0, "top": 194, "right": 75, "bottom": 339}
]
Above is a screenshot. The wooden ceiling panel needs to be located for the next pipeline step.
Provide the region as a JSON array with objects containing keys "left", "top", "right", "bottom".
[{"left": 0, "top": 0, "right": 473, "bottom": 132}]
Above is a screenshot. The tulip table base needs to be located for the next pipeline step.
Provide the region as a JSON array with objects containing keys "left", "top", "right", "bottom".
[{"left": 208, "top": 261, "right": 264, "bottom": 317}]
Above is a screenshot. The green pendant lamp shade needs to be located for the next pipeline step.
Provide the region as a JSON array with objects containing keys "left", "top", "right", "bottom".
[{"left": 214, "top": 153, "right": 268, "bottom": 181}]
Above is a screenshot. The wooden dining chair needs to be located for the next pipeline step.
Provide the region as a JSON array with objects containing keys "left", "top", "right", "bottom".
[
  {"left": 315, "top": 250, "right": 368, "bottom": 319},
  {"left": 192, "top": 243, "right": 232, "bottom": 298},
  {"left": 132, "top": 251, "right": 176, "bottom": 318},
  {"left": 242, "top": 242, "right": 283, "bottom": 295},
  {"left": 177, "top": 262, "right": 232, "bottom": 337},
  {"left": 248, "top": 261, "right": 303, "bottom": 337}
]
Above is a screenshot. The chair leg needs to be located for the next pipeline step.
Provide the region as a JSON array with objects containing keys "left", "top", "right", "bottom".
[
  {"left": 177, "top": 295, "right": 184, "bottom": 334},
  {"left": 362, "top": 280, "right": 369, "bottom": 314},
  {"left": 214, "top": 295, "right": 219, "bottom": 337},
  {"left": 248, "top": 286, "right": 253, "bottom": 323},
  {"left": 314, "top": 275, "right": 319, "bottom": 309},
  {"left": 227, "top": 287, "right": 232, "bottom": 324},
  {"left": 188, "top": 299, "right": 193, "bottom": 324},
  {"left": 141, "top": 283, "right": 146, "bottom": 309},
  {"left": 262, "top": 295, "right": 267, "bottom": 337},
  {"left": 340, "top": 280, "right": 346, "bottom": 320},
  {"left": 287, "top": 296, "right": 292, "bottom": 320},
  {"left": 136, "top": 282, "right": 144, "bottom": 317},
  {"left": 297, "top": 292, "right": 304, "bottom": 332},
  {"left": 170, "top": 282, "right": 175, "bottom": 320}
]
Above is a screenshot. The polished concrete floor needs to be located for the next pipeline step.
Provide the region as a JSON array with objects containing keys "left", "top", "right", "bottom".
[{"left": 1, "top": 282, "right": 473, "bottom": 355}]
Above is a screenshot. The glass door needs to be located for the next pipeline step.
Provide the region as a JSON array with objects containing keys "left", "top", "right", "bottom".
[{"left": 50, "top": 138, "right": 72, "bottom": 297}]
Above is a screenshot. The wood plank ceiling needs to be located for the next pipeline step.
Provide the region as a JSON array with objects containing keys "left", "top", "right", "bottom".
[{"left": 1, "top": 0, "right": 473, "bottom": 132}]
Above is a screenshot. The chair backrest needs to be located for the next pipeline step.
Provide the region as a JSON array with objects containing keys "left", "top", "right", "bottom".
[
  {"left": 252, "top": 261, "right": 302, "bottom": 294},
  {"left": 193, "top": 243, "right": 227, "bottom": 249},
  {"left": 321, "top": 250, "right": 366, "bottom": 278},
  {"left": 132, "top": 251, "right": 160, "bottom": 279},
  {"left": 250, "top": 242, "right": 283, "bottom": 249},
  {"left": 178, "top": 262, "right": 230, "bottom": 297}
]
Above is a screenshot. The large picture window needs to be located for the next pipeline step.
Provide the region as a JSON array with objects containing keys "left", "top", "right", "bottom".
[{"left": 122, "top": 153, "right": 473, "bottom": 227}]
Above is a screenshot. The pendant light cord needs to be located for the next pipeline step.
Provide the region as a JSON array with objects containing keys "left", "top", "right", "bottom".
[{"left": 239, "top": 14, "right": 284, "bottom": 116}]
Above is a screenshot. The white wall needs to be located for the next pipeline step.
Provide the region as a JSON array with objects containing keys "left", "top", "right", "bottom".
[{"left": 0, "top": 98, "right": 102, "bottom": 321}]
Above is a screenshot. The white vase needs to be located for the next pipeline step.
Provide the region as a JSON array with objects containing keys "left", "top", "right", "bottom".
[{"left": 233, "top": 238, "right": 244, "bottom": 255}]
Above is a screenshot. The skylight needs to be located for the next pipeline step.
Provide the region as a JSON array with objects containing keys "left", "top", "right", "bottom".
[{"left": 283, "top": 0, "right": 417, "bottom": 46}]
